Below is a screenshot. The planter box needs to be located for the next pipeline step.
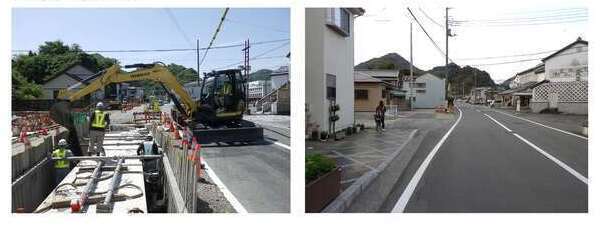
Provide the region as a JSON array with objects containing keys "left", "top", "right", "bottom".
[{"left": 305, "top": 167, "right": 342, "bottom": 213}]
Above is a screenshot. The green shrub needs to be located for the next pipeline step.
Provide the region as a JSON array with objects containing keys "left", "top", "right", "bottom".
[{"left": 305, "top": 154, "right": 336, "bottom": 184}]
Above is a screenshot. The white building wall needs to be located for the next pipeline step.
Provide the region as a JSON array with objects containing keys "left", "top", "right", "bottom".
[
  {"left": 305, "top": 8, "right": 328, "bottom": 132},
  {"left": 323, "top": 9, "right": 355, "bottom": 131},
  {"left": 306, "top": 8, "right": 358, "bottom": 132},
  {"left": 544, "top": 43, "right": 588, "bottom": 82},
  {"left": 401, "top": 73, "right": 445, "bottom": 108}
]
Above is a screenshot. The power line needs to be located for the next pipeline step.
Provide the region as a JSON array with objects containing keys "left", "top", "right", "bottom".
[
  {"left": 453, "top": 18, "right": 587, "bottom": 27},
  {"left": 199, "top": 8, "right": 230, "bottom": 68},
  {"left": 452, "top": 11, "right": 587, "bottom": 24},
  {"left": 419, "top": 8, "right": 444, "bottom": 28},
  {"left": 469, "top": 50, "right": 587, "bottom": 66},
  {"left": 487, "top": 7, "right": 587, "bottom": 17},
  {"left": 11, "top": 38, "right": 289, "bottom": 53},
  {"left": 406, "top": 7, "right": 455, "bottom": 64},
  {"left": 164, "top": 9, "right": 195, "bottom": 48},
  {"left": 457, "top": 49, "right": 558, "bottom": 61},
  {"left": 212, "top": 42, "right": 289, "bottom": 70}
]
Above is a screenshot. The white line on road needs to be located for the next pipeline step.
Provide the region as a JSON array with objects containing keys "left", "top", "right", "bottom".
[
  {"left": 204, "top": 162, "right": 249, "bottom": 213},
  {"left": 484, "top": 114, "right": 512, "bottom": 132},
  {"left": 483, "top": 113, "right": 588, "bottom": 185},
  {"left": 391, "top": 107, "right": 463, "bottom": 213},
  {"left": 493, "top": 110, "right": 587, "bottom": 140},
  {"left": 272, "top": 141, "right": 290, "bottom": 150}
]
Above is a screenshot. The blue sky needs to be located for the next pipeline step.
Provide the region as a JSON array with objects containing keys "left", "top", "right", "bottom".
[
  {"left": 356, "top": 0, "right": 588, "bottom": 82},
  {"left": 12, "top": 8, "right": 290, "bottom": 73}
]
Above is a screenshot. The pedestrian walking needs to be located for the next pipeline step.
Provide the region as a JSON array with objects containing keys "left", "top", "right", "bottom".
[
  {"left": 52, "top": 139, "right": 73, "bottom": 186},
  {"left": 375, "top": 100, "right": 386, "bottom": 132},
  {"left": 88, "top": 102, "right": 110, "bottom": 156}
]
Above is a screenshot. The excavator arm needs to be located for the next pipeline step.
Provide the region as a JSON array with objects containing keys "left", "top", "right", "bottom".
[{"left": 57, "top": 63, "right": 197, "bottom": 117}]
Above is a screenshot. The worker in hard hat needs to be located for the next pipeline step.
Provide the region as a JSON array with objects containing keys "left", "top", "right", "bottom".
[
  {"left": 52, "top": 139, "right": 73, "bottom": 186},
  {"left": 137, "top": 135, "right": 160, "bottom": 172},
  {"left": 88, "top": 102, "right": 110, "bottom": 156}
]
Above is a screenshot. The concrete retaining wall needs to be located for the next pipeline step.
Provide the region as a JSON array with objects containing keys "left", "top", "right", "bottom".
[
  {"left": 530, "top": 102, "right": 587, "bottom": 115},
  {"left": 12, "top": 128, "right": 69, "bottom": 212},
  {"left": 530, "top": 102, "right": 549, "bottom": 113},
  {"left": 558, "top": 102, "right": 588, "bottom": 115}
]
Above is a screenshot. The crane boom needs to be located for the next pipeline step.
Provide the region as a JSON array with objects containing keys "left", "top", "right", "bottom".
[{"left": 57, "top": 64, "right": 197, "bottom": 117}]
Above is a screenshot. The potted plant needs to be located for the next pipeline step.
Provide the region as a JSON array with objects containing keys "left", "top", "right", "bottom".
[
  {"left": 305, "top": 154, "right": 341, "bottom": 213},
  {"left": 320, "top": 131, "right": 328, "bottom": 140},
  {"left": 311, "top": 129, "right": 319, "bottom": 141},
  {"left": 345, "top": 127, "right": 353, "bottom": 136}
]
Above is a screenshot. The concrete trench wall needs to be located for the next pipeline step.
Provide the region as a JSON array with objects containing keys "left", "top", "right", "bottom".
[{"left": 11, "top": 128, "right": 69, "bottom": 213}]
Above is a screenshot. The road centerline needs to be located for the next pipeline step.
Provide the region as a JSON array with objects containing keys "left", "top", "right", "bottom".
[
  {"left": 483, "top": 113, "right": 588, "bottom": 185},
  {"left": 390, "top": 107, "right": 463, "bottom": 213}
]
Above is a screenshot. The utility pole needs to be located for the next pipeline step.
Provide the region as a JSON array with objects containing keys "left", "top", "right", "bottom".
[
  {"left": 197, "top": 39, "right": 200, "bottom": 86},
  {"left": 243, "top": 39, "right": 250, "bottom": 114},
  {"left": 409, "top": 22, "right": 414, "bottom": 110},
  {"left": 445, "top": 7, "right": 450, "bottom": 100}
]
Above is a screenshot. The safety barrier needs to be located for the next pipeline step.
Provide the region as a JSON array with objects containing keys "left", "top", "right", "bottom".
[
  {"left": 150, "top": 116, "right": 199, "bottom": 213},
  {"left": 134, "top": 111, "right": 162, "bottom": 123}
]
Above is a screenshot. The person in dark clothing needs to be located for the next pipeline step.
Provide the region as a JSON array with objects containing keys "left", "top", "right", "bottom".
[
  {"left": 375, "top": 100, "right": 386, "bottom": 132},
  {"left": 137, "top": 135, "right": 160, "bottom": 171}
]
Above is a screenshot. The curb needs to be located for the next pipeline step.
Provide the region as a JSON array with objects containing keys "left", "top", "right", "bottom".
[{"left": 322, "top": 129, "right": 419, "bottom": 213}]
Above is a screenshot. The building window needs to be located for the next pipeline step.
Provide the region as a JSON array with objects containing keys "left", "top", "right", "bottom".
[
  {"left": 416, "top": 89, "right": 426, "bottom": 94},
  {"left": 413, "top": 83, "right": 426, "bottom": 88},
  {"left": 53, "top": 90, "right": 60, "bottom": 99},
  {"left": 355, "top": 89, "right": 368, "bottom": 100},
  {"left": 326, "top": 8, "right": 351, "bottom": 36},
  {"left": 326, "top": 74, "right": 336, "bottom": 100}
]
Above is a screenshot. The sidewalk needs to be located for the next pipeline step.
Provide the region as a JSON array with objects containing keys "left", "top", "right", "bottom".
[{"left": 306, "top": 127, "right": 417, "bottom": 212}]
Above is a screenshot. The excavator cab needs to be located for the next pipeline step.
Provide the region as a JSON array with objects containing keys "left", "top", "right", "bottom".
[{"left": 195, "top": 69, "right": 246, "bottom": 126}]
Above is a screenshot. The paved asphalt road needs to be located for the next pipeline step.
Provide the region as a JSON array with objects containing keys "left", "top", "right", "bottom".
[
  {"left": 201, "top": 122, "right": 290, "bottom": 213},
  {"left": 387, "top": 103, "right": 587, "bottom": 212}
]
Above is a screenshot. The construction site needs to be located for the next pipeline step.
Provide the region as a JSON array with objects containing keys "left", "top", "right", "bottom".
[{"left": 11, "top": 8, "right": 291, "bottom": 213}]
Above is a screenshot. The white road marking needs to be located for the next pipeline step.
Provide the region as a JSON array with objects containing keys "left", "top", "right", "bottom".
[
  {"left": 272, "top": 141, "right": 291, "bottom": 151},
  {"left": 391, "top": 107, "right": 463, "bottom": 213},
  {"left": 204, "top": 162, "right": 249, "bottom": 213},
  {"left": 483, "top": 113, "right": 588, "bottom": 185},
  {"left": 494, "top": 110, "right": 587, "bottom": 140},
  {"left": 484, "top": 114, "right": 512, "bottom": 132}
]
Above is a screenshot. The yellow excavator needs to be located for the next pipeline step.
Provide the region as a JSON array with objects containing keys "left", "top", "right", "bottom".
[{"left": 50, "top": 62, "right": 263, "bottom": 145}]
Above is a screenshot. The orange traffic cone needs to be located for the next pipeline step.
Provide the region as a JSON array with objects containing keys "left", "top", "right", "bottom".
[{"left": 173, "top": 123, "right": 181, "bottom": 140}]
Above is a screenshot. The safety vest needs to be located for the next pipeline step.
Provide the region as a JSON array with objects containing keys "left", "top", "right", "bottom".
[
  {"left": 91, "top": 110, "right": 106, "bottom": 129},
  {"left": 142, "top": 141, "right": 154, "bottom": 155},
  {"left": 52, "top": 148, "right": 69, "bottom": 169}
]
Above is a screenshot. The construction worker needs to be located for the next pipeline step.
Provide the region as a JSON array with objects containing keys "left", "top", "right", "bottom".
[
  {"left": 88, "top": 102, "right": 110, "bottom": 156},
  {"left": 52, "top": 139, "right": 73, "bottom": 186},
  {"left": 137, "top": 135, "right": 160, "bottom": 172}
]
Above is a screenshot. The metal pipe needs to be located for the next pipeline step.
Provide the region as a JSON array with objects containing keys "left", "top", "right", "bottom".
[
  {"left": 52, "top": 155, "right": 162, "bottom": 161},
  {"left": 79, "top": 160, "right": 104, "bottom": 210},
  {"left": 99, "top": 158, "right": 124, "bottom": 212}
]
